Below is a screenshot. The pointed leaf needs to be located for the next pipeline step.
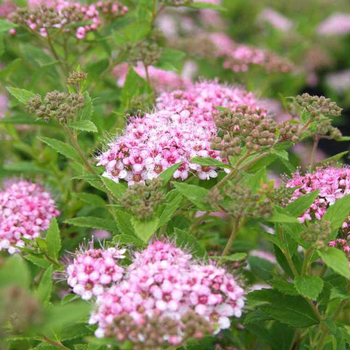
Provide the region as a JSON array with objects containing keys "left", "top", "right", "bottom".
[
  {"left": 318, "top": 248, "right": 350, "bottom": 280},
  {"left": 7, "top": 87, "right": 36, "bottom": 104},
  {"left": 65, "top": 217, "right": 119, "bottom": 234},
  {"left": 131, "top": 217, "right": 159, "bottom": 243},
  {"left": 322, "top": 194, "right": 350, "bottom": 234},
  {"left": 36, "top": 266, "right": 53, "bottom": 304},
  {"left": 46, "top": 218, "right": 61, "bottom": 260},
  {"left": 286, "top": 190, "right": 320, "bottom": 217},
  {"left": 69, "top": 120, "right": 98, "bottom": 133},
  {"left": 294, "top": 276, "right": 324, "bottom": 300}
]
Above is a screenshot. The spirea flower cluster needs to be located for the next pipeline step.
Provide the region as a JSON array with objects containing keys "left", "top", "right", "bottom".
[
  {"left": 97, "top": 81, "right": 265, "bottom": 185},
  {"left": 87, "top": 241, "right": 245, "bottom": 347},
  {"left": 66, "top": 246, "right": 126, "bottom": 300},
  {"left": 8, "top": 0, "right": 128, "bottom": 39},
  {"left": 113, "top": 62, "right": 192, "bottom": 93},
  {"left": 0, "top": 180, "right": 60, "bottom": 254},
  {"left": 286, "top": 167, "right": 350, "bottom": 229}
]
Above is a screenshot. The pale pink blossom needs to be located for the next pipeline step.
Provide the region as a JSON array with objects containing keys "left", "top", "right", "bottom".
[
  {"left": 317, "top": 13, "right": 350, "bottom": 36},
  {"left": 257, "top": 7, "right": 293, "bottom": 32}
]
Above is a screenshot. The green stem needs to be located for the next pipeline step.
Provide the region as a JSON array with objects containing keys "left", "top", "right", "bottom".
[
  {"left": 310, "top": 136, "right": 320, "bottom": 169},
  {"left": 301, "top": 248, "right": 314, "bottom": 276},
  {"left": 222, "top": 217, "right": 243, "bottom": 256},
  {"left": 41, "top": 335, "right": 69, "bottom": 350}
]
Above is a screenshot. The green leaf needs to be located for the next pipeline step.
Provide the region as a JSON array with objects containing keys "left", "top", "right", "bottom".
[
  {"left": 173, "top": 228, "right": 207, "bottom": 258},
  {"left": 38, "top": 136, "right": 81, "bottom": 163},
  {"left": 77, "top": 91, "right": 94, "bottom": 120},
  {"left": 156, "top": 48, "right": 187, "bottom": 71},
  {"left": 285, "top": 190, "right": 320, "bottom": 217},
  {"left": 212, "top": 252, "right": 247, "bottom": 262},
  {"left": 131, "top": 217, "right": 159, "bottom": 243},
  {"left": 159, "top": 162, "right": 182, "bottom": 184},
  {"left": 172, "top": 182, "right": 210, "bottom": 210},
  {"left": 318, "top": 248, "right": 350, "bottom": 280},
  {"left": 24, "top": 254, "right": 51, "bottom": 269},
  {"left": 158, "top": 191, "right": 183, "bottom": 228},
  {"left": 69, "top": 120, "right": 98, "bottom": 133},
  {"left": 65, "top": 217, "right": 119, "bottom": 234},
  {"left": 243, "top": 310, "right": 273, "bottom": 325},
  {"left": 248, "top": 256, "right": 275, "bottom": 281},
  {"left": 72, "top": 192, "right": 106, "bottom": 207},
  {"left": 0, "top": 20, "right": 17, "bottom": 32},
  {"left": 122, "top": 20, "right": 151, "bottom": 43},
  {"left": 60, "top": 323, "right": 92, "bottom": 341},
  {"left": 272, "top": 149, "right": 289, "bottom": 161},
  {"left": 36, "top": 266, "right": 53, "bottom": 304},
  {"left": 20, "top": 43, "right": 56, "bottom": 68},
  {"left": 315, "top": 151, "right": 349, "bottom": 167},
  {"left": 246, "top": 167, "right": 267, "bottom": 193},
  {"left": 268, "top": 278, "right": 298, "bottom": 296},
  {"left": 247, "top": 289, "right": 319, "bottom": 327},
  {"left": 294, "top": 276, "right": 324, "bottom": 300},
  {"left": 268, "top": 211, "right": 299, "bottom": 223},
  {"left": 188, "top": 2, "right": 226, "bottom": 10},
  {"left": 190, "top": 156, "right": 231, "bottom": 169},
  {"left": 7, "top": 87, "right": 36, "bottom": 105},
  {"left": 101, "top": 176, "right": 126, "bottom": 199},
  {"left": 0, "top": 255, "right": 30, "bottom": 289},
  {"left": 322, "top": 194, "right": 350, "bottom": 234},
  {"left": 115, "top": 210, "right": 135, "bottom": 236},
  {"left": 46, "top": 218, "right": 61, "bottom": 260}
]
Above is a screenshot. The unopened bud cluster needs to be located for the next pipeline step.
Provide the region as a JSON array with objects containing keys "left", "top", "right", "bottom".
[
  {"left": 296, "top": 93, "right": 342, "bottom": 118},
  {"left": 314, "top": 118, "right": 342, "bottom": 140},
  {"left": 120, "top": 178, "right": 165, "bottom": 220},
  {"left": 302, "top": 221, "right": 331, "bottom": 249},
  {"left": 27, "top": 91, "right": 84, "bottom": 123},
  {"left": 278, "top": 120, "right": 300, "bottom": 142},
  {"left": 207, "top": 184, "right": 274, "bottom": 220},
  {"left": 67, "top": 71, "right": 87, "bottom": 86}
]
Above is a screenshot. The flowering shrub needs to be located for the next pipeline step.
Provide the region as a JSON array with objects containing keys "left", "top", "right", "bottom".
[{"left": 0, "top": 1, "right": 349, "bottom": 350}]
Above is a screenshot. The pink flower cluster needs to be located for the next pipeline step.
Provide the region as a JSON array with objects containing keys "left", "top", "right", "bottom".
[
  {"left": 209, "top": 33, "right": 294, "bottom": 73},
  {"left": 89, "top": 240, "right": 245, "bottom": 343},
  {"left": 286, "top": 167, "right": 350, "bottom": 228},
  {"left": 66, "top": 245, "right": 126, "bottom": 300},
  {"left": 317, "top": 13, "right": 350, "bottom": 37},
  {"left": 97, "top": 80, "right": 264, "bottom": 184},
  {"left": 0, "top": 180, "right": 60, "bottom": 254},
  {"left": 329, "top": 239, "right": 350, "bottom": 265},
  {"left": 113, "top": 62, "right": 192, "bottom": 93},
  {"left": 8, "top": 0, "right": 128, "bottom": 40}
]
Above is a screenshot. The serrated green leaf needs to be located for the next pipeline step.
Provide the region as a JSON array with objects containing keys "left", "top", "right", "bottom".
[
  {"left": 159, "top": 162, "right": 182, "bottom": 184},
  {"left": 315, "top": 151, "right": 349, "bottom": 167},
  {"left": 272, "top": 149, "right": 289, "bottom": 160},
  {"left": 173, "top": 228, "right": 207, "bottom": 258},
  {"left": 60, "top": 323, "right": 92, "bottom": 341},
  {"left": 212, "top": 252, "right": 247, "bottom": 262},
  {"left": 131, "top": 217, "right": 159, "bottom": 243},
  {"left": 158, "top": 191, "right": 183, "bottom": 228},
  {"left": 7, "top": 87, "right": 36, "bottom": 104},
  {"left": 294, "top": 276, "right": 324, "bottom": 300},
  {"left": 248, "top": 256, "right": 275, "bottom": 281},
  {"left": 318, "top": 248, "right": 350, "bottom": 280},
  {"left": 268, "top": 211, "right": 299, "bottom": 223},
  {"left": 322, "top": 194, "right": 350, "bottom": 235},
  {"left": 38, "top": 136, "right": 81, "bottom": 163},
  {"left": 72, "top": 192, "right": 106, "bottom": 207},
  {"left": 65, "top": 217, "right": 119, "bottom": 234},
  {"left": 24, "top": 254, "right": 51, "bottom": 269},
  {"left": 268, "top": 278, "right": 298, "bottom": 296},
  {"left": 36, "top": 266, "right": 53, "bottom": 304},
  {"left": 69, "top": 120, "right": 98, "bottom": 133},
  {"left": 0, "top": 255, "right": 30, "bottom": 289},
  {"left": 77, "top": 91, "right": 94, "bottom": 120},
  {"left": 115, "top": 210, "right": 135, "bottom": 236},
  {"left": 46, "top": 218, "right": 61, "bottom": 260},
  {"left": 243, "top": 310, "right": 273, "bottom": 325},
  {"left": 285, "top": 190, "right": 320, "bottom": 217},
  {"left": 101, "top": 176, "right": 126, "bottom": 199},
  {"left": 0, "top": 20, "right": 17, "bottom": 32},
  {"left": 172, "top": 182, "right": 210, "bottom": 210}
]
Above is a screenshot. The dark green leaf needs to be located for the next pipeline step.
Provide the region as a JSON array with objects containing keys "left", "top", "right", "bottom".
[
  {"left": 65, "top": 217, "right": 119, "bottom": 234},
  {"left": 268, "top": 278, "right": 298, "bottom": 296},
  {"left": 248, "top": 256, "right": 275, "bottom": 281}
]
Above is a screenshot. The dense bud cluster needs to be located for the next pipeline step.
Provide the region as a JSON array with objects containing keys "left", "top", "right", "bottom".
[
  {"left": 89, "top": 241, "right": 245, "bottom": 347},
  {"left": 27, "top": 91, "right": 84, "bottom": 123},
  {"left": 8, "top": 0, "right": 128, "bottom": 39},
  {"left": 286, "top": 167, "right": 350, "bottom": 230},
  {"left": 278, "top": 120, "right": 300, "bottom": 142},
  {"left": 296, "top": 93, "right": 342, "bottom": 118},
  {"left": 120, "top": 178, "right": 165, "bottom": 220},
  {"left": 329, "top": 239, "right": 350, "bottom": 265},
  {"left": 98, "top": 80, "right": 264, "bottom": 184},
  {"left": 67, "top": 70, "right": 87, "bottom": 86},
  {"left": 302, "top": 221, "right": 331, "bottom": 249},
  {"left": 0, "top": 286, "right": 42, "bottom": 334},
  {"left": 207, "top": 184, "right": 274, "bottom": 220},
  {"left": 66, "top": 245, "right": 126, "bottom": 300},
  {"left": 0, "top": 180, "right": 60, "bottom": 254}
]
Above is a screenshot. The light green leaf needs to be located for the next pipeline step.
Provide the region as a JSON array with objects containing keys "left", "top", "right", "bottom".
[
  {"left": 0, "top": 255, "right": 30, "bottom": 289},
  {"left": 0, "top": 20, "right": 17, "bottom": 32},
  {"left": 322, "top": 194, "right": 350, "bottom": 234},
  {"left": 318, "top": 248, "right": 350, "bottom": 280},
  {"left": 122, "top": 20, "right": 151, "bottom": 43},
  {"left": 69, "top": 120, "right": 98, "bottom": 133},
  {"left": 294, "top": 276, "right": 324, "bottom": 300},
  {"left": 65, "top": 217, "right": 119, "bottom": 234},
  {"left": 131, "top": 217, "right": 159, "bottom": 243},
  {"left": 172, "top": 182, "right": 210, "bottom": 210},
  {"left": 115, "top": 210, "right": 135, "bottom": 236},
  {"left": 212, "top": 252, "right": 247, "bottom": 262},
  {"left": 158, "top": 191, "right": 183, "bottom": 228},
  {"left": 72, "top": 192, "right": 106, "bottom": 207},
  {"left": 285, "top": 190, "right": 320, "bottom": 217},
  {"left": 190, "top": 156, "right": 231, "bottom": 169},
  {"left": 46, "top": 218, "right": 61, "bottom": 260},
  {"left": 156, "top": 48, "right": 187, "bottom": 71},
  {"left": 316, "top": 151, "right": 349, "bottom": 167},
  {"left": 268, "top": 278, "right": 298, "bottom": 296},
  {"left": 159, "top": 162, "right": 182, "bottom": 184},
  {"left": 189, "top": 2, "right": 226, "bottom": 10},
  {"left": 77, "top": 91, "right": 94, "bottom": 120},
  {"left": 38, "top": 136, "right": 81, "bottom": 163},
  {"left": 268, "top": 211, "right": 299, "bottom": 223},
  {"left": 24, "top": 254, "right": 51, "bottom": 269},
  {"left": 36, "top": 266, "right": 53, "bottom": 304},
  {"left": 7, "top": 87, "right": 36, "bottom": 105},
  {"left": 272, "top": 149, "right": 289, "bottom": 161},
  {"left": 101, "top": 176, "right": 126, "bottom": 199},
  {"left": 174, "top": 228, "right": 207, "bottom": 258}
]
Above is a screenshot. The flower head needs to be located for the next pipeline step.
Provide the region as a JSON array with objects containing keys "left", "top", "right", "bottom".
[{"left": 0, "top": 180, "right": 60, "bottom": 254}]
